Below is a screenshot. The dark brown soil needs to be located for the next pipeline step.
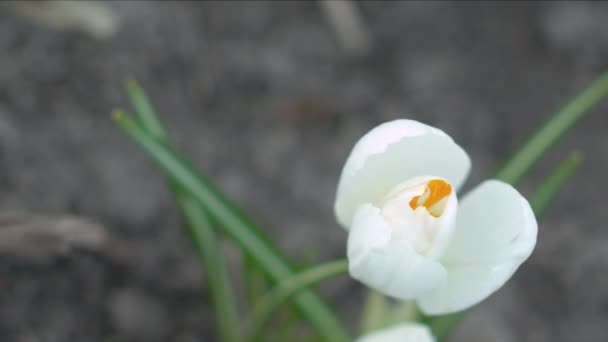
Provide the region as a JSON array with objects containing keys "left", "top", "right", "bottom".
[{"left": 0, "top": 1, "right": 607, "bottom": 341}]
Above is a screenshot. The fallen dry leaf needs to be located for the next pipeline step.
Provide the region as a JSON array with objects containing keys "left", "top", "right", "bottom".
[{"left": 0, "top": 212, "right": 108, "bottom": 262}]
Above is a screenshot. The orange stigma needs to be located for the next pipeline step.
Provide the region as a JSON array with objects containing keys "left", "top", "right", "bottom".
[{"left": 409, "top": 179, "right": 452, "bottom": 217}]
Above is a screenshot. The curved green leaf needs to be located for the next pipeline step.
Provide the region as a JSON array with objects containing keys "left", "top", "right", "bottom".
[{"left": 247, "top": 259, "right": 349, "bottom": 342}]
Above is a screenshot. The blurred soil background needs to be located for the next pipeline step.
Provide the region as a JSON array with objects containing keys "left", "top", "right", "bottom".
[{"left": 0, "top": 1, "right": 607, "bottom": 341}]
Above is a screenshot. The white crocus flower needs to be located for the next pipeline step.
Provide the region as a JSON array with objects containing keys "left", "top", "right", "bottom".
[
  {"left": 356, "top": 322, "right": 435, "bottom": 342},
  {"left": 335, "top": 120, "right": 537, "bottom": 315}
]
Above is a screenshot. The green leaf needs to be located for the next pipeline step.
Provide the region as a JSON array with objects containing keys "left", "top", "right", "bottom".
[
  {"left": 113, "top": 111, "right": 351, "bottom": 341},
  {"left": 495, "top": 72, "right": 608, "bottom": 185},
  {"left": 426, "top": 151, "right": 584, "bottom": 340},
  {"left": 243, "top": 253, "right": 270, "bottom": 309},
  {"left": 124, "top": 81, "right": 241, "bottom": 342},
  {"left": 125, "top": 77, "right": 167, "bottom": 138},
  {"left": 529, "top": 151, "right": 583, "bottom": 216},
  {"left": 246, "top": 259, "right": 349, "bottom": 342},
  {"left": 176, "top": 193, "right": 242, "bottom": 342},
  {"left": 122, "top": 81, "right": 348, "bottom": 340},
  {"left": 265, "top": 250, "right": 322, "bottom": 341}
]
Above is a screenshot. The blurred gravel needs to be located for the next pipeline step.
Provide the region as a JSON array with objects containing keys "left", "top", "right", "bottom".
[{"left": 0, "top": 1, "right": 607, "bottom": 341}]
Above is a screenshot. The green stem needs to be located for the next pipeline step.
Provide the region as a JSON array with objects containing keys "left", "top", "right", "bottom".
[
  {"left": 359, "top": 290, "right": 387, "bottom": 334},
  {"left": 246, "top": 259, "right": 349, "bottom": 342}
]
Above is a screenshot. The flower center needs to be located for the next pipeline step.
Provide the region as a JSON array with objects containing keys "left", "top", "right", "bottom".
[
  {"left": 408, "top": 179, "right": 452, "bottom": 218},
  {"left": 379, "top": 177, "right": 456, "bottom": 255}
]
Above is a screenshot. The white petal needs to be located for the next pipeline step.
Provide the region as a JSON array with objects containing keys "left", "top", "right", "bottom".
[
  {"left": 417, "top": 180, "right": 537, "bottom": 314},
  {"left": 443, "top": 180, "right": 537, "bottom": 263},
  {"left": 348, "top": 204, "right": 446, "bottom": 299},
  {"left": 335, "top": 120, "right": 470, "bottom": 228},
  {"left": 356, "top": 323, "right": 435, "bottom": 342}
]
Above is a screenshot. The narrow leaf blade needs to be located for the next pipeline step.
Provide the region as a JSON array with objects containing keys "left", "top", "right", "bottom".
[
  {"left": 123, "top": 87, "right": 242, "bottom": 341},
  {"left": 496, "top": 72, "right": 608, "bottom": 184}
]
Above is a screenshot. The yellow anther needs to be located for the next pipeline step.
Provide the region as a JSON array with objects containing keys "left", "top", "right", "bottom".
[{"left": 409, "top": 179, "right": 452, "bottom": 217}]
